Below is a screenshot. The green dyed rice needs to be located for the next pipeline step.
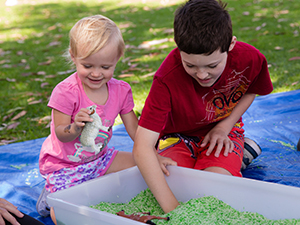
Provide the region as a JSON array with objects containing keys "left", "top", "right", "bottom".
[{"left": 91, "top": 188, "right": 300, "bottom": 224}]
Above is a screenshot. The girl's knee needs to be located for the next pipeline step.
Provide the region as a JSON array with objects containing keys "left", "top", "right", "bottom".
[{"left": 106, "top": 152, "right": 135, "bottom": 174}]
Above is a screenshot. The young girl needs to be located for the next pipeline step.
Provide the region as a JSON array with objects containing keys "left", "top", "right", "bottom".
[{"left": 36, "top": 15, "right": 138, "bottom": 222}]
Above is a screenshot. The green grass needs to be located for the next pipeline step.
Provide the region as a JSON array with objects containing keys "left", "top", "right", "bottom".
[{"left": 0, "top": 0, "right": 299, "bottom": 144}]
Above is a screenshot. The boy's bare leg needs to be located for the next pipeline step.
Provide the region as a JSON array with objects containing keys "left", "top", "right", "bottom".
[
  {"left": 204, "top": 166, "right": 232, "bottom": 176},
  {"left": 50, "top": 207, "right": 57, "bottom": 225}
]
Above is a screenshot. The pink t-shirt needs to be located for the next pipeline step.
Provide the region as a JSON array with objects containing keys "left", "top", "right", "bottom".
[
  {"left": 139, "top": 42, "right": 273, "bottom": 138},
  {"left": 39, "top": 73, "right": 134, "bottom": 175}
]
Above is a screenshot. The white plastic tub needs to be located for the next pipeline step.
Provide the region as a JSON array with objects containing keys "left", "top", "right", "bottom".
[{"left": 47, "top": 166, "right": 300, "bottom": 225}]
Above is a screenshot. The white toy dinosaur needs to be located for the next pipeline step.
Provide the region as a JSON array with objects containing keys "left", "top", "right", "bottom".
[{"left": 80, "top": 105, "right": 110, "bottom": 154}]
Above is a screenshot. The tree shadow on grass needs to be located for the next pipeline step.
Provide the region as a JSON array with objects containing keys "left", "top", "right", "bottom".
[
  {"left": 0, "top": 0, "right": 181, "bottom": 142},
  {"left": 0, "top": 0, "right": 300, "bottom": 143}
]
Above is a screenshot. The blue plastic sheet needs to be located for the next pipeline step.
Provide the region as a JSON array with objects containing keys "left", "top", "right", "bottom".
[
  {"left": 0, "top": 90, "right": 300, "bottom": 224},
  {"left": 242, "top": 90, "right": 300, "bottom": 186}
]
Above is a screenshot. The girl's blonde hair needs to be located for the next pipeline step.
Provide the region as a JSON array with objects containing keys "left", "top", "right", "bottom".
[{"left": 68, "top": 15, "right": 125, "bottom": 60}]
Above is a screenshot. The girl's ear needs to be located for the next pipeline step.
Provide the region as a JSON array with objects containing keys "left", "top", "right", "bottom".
[
  {"left": 69, "top": 49, "right": 76, "bottom": 63},
  {"left": 228, "top": 36, "right": 237, "bottom": 52}
]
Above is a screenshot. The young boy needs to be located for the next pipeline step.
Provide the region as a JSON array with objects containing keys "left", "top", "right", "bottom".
[{"left": 133, "top": 0, "right": 273, "bottom": 213}]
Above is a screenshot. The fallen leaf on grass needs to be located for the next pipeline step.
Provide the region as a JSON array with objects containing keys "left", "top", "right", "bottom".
[
  {"left": 48, "top": 25, "right": 57, "bottom": 31},
  {"left": 31, "top": 115, "right": 51, "bottom": 127},
  {"left": 22, "top": 92, "right": 42, "bottom": 98},
  {"left": 118, "top": 74, "right": 134, "bottom": 78},
  {"left": 274, "top": 10, "right": 289, "bottom": 18},
  {"left": 0, "top": 59, "right": 10, "bottom": 64},
  {"left": 6, "top": 78, "right": 16, "bottom": 82},
  {"left": 45, "top": 75, "right": 56, "bottom": 78},
  {"left": 41, "top": 82, "right": 49, "bottom": 88},
  {"left": 129, "top": 58, "right": 141, "bottom": 62},
  {"left": 2, "top": 112, "right": 14, "bottom": 121},
  {"left": 34, "top": 78, "right": 44, "bottom": 81},
  {"left": 0, "top": 50, "right": 11, "bottom": 56},
  {"left": 37, "top": 71, "right": 46, "bottom": 75},
  {"left": 27, "top": 97, "right": 35, "bottom": 102},
  {"left": 7, "top": 122, "right": 20, "bottom": 130},
  {"left": 129, "top": 63, "right": 138, "bottom": 68},
  {"left": 45, "top": 122, "right": 51, "bottom": 128},
  {"left": 21, "top": 72, "right": 33, "bottom": 76},
  {"left": 0, "top": 138, "right": 18, "bottom": 145},
  {"left": 145, "top": 52, "right": 160, "bottom": 58},
  {"left": 274, "top": 46, "right": 283, "bottom": 50},
  {"left": 28, "top": 99, "right": 43, "bottom": 105},
  {"left": 38, "top": 59, "right": 52, "bottom": 65},
  {"left": 121, "top": 68, "right": 141, "bottom": 73},
  {"left": 140, "top": 71, "right": 156, "bottom": 78},
  {"left": 138, "top": 38, "right": 170, "bottom": 49},
  {"left": 21, "top": 71, "right": 48, "bottom": 76},
  {"left": 292, "top": 81, "right": 299, "bottom": 86},
  {"left": 119, "top": 23, "right": 132, "bottom": 29},
  {"left": 11, "top": 110, "right": 27, "bottom": 121},
  {"left": 54, "top": 34, "right": 63, "bottom": 40},
  {"left": 122, "top": 57, "right": 132, "bottom": 63},
  {"left": 163, "top": 28, "right": 174, "bottom": 35},
  {"left": 39, "top": 115, "right": 51, "bottom": 124},
  {"left": 57, "top": 69, "right": 76, "bottom": 75},
  {"left": 48, "top": 41, "right": 61, "bottom": 47},
  {"left": 7, "top": 107, "right": 24, "bottom": 114},
  {"left": 289, "top": 56, "right": 300, "bottom": 61},
  {"left": 17, "top": 40, "right": 24, "bottom": 44},
  {"left": 256, "top": 22, "right": 267, "bottom": 31}
]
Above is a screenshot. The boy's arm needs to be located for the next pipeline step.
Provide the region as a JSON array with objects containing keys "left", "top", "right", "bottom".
[
  {"left": 201, "top": 93, "right": 256, "bottom": 157},
  {"left": 133, "top": 126, "right": 179, "bottom": 213},
  {"left": 120, "top": 110, "right": 138, "bottom": 141}
]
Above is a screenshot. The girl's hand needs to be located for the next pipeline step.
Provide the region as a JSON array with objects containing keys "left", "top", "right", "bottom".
[
  {"left": 0, "top": 198, "right": 23, "bottom": 225},
  {"left": 157, "top": 155, "right": 177, "bottom": 176},
  {"left": 73, "top": 108, "right": 93, "bottom": 129},
  {"left": 200, "top": 126, "right": 234, "bottom": 157}
]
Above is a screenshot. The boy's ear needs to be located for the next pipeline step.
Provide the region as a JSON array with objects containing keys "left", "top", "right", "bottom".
[{"left": 228, "top": 36, "right": 237, "bottom": 52}]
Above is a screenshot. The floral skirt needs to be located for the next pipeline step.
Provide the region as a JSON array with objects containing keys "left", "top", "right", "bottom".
[{"left": 43, "top": 147, "right": 118, "bottom": 193}]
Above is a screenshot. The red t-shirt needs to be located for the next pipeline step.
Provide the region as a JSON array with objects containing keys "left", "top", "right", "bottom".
[{"left": 139, "top": 42, "right": 273, "bottom": 138}]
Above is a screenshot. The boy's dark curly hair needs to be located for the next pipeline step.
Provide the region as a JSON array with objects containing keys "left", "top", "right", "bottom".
[{"left": 174, "top": 0, "right": 232, "bottom": 55}]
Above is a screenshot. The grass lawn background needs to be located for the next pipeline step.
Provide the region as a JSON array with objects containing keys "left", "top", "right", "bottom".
[{"left": 0, "top": 0, "right": 299, "bottom": 144}]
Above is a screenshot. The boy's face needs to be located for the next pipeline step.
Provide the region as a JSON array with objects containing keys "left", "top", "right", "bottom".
[{"left": 180, "top": 49, "right": 228, "bottom": 87}]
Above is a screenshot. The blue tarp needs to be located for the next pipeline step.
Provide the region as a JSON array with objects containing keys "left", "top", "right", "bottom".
[{"left": 0, "top": 90, "right": 300, "bottom": 224}]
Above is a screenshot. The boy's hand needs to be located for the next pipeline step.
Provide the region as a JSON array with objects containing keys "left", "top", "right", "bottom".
[
  {"left": 157, "top": 155, "right": 177, "bottom": 176},
  {"left": 74, "top": 108, "right": 93, "bottom": 129},
  {"left": 200, "top": 127, "right": 234, "bottom": 157},
  {"left": 0, "top": 198, "right": 23, "bottom": 225}
]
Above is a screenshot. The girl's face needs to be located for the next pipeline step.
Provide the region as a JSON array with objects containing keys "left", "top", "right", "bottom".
[
  {"left": 180, "top": 49, "right": 228, "bottom": 87},
  {"left": 71, "top": 41, "right": 120, "bottom": 92}
]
